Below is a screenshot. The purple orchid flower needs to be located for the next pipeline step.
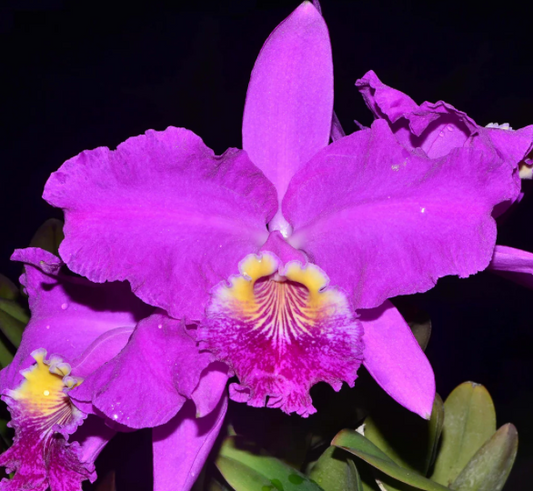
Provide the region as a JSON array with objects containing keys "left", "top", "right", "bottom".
[
  {"left": 0, "top": 247, "right": 150, "bottom": 490},
  {"left": 40, "top": 0, "right": 520, "bottom": 429},
  {"left": 0, "top": 248, "right": 227, "bottom": 491}
]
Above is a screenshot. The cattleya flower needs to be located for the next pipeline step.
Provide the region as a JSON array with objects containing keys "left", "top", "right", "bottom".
[
  {"left": 0, "top": 248, "right": 150, "bottom": 489},
  {"left": 3, "top": 2, "right": 529, "bottom": 489},
  {"left": 40, "top": 0, "right": 522, "bottom": 423},
  {"left": 0, "top": 248, "right": 227, "bottom": 490}
]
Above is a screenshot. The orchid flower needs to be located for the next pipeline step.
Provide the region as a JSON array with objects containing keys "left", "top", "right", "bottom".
[
  {"left": 0, "top": 248, "right": 227, "bottom": 491},
  {"left": 40, "top": 1, "right": 521, "bottom": 429},
  {"left": 0, "top": 247, "right": 150, "bottom": 490}
]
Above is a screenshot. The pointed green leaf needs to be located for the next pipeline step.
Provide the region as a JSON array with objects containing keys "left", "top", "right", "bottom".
[
  {"left": 216, "top": 436, "right": 322, "bottom": 491},
  {"left": 0, "top": 274, "right": 19, "bottom": 301},
  {"left": 426, "top": 394, "right": 445, "bottom": 473},
  {"left": 347, "top": 460, "right": 364, "bottom": 490},
  {"left": 451, "top": 424, "right": 518, "bottom": 491},
  {"left": 430, "top": 383, "right": 496, "bottom": 487},
  {"left": 309, "top": 446, "right": 362, "bottom": 491},
  {"left": 332, "top": 429, "right": 450, "bottom": 491},
  {"left": 216, "top": 456, "right": 273, "bottom": 489},
  {"left": 29, "top": 218, "right": 64, "bottom": 257}
]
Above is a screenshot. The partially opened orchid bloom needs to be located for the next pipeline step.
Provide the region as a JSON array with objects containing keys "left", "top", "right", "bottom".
[
  {"left": 356, "top": 70, "right": 533, "bottom": 196},
  {"left": 42, "top": 2, "right": 518, "bottom": 426}
]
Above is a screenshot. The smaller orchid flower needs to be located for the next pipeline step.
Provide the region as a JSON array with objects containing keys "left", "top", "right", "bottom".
[
  {"left": 42, "top": 1, "right": 518, "bottom": 431},
  {"left": 0, "top": 247, "right": 150, "bottom": 490},
  {"left": 0, "top": 248, "right": 227, "bottom": 491}
]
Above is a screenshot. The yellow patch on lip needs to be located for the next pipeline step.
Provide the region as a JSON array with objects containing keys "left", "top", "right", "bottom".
[
  {"left": 10, "top": 349, "right": 82, "bottom": 418},
  {"left": 212, "top": 254, "right": 347, "bottom": 343},
  {"left": 227, "top": 254, "right": 278, "bottom": 304},
  {"left": 284, "top": 262, "right": 329, "bottom": 304}
]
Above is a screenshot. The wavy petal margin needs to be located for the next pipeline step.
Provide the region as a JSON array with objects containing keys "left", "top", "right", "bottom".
[{"left": 44, "top": 127, "right": 278, "bottom": 321}]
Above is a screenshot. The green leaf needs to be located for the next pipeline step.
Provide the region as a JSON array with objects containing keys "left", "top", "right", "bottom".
[
  {"left": 0, "top": 340, "right": 14, "bottom": 368},
  {"left": 29, "top": 218, "right": 64, "bottom": 257},
  {"left": 216, "top": 436, "right": 322, "bottom": 491},
  {"left": 430, "top": 383, "right": 496, "bottom": 487},
  {"left": 308, "top": 446, "right": 362, "bottom": 491},
  {"left": 426, "top": 395, "right": 445, "bottom": 474},
  {"left": 0, "top": 274, "right": 19, "bottom": 301},
  {"left": 363, "top": 393, "right": 444, "bottom": 477},
  {"left": 332, "top": 429, "right": 450, "bottom": 491},
  {"left": 0, "top": 298, "right": 29, "bottom": 324},
  {"left": 217, "top": 456, "right": 279, "bottom": 490},
  {"left": 347, "top": 460, "right": 364, "bottom": 490},
  {"left": 0, "top": 299, "right": 29, "bottom": 348},
  {"left": 451, "top": 424, "right": 518, "bottom": 491}
]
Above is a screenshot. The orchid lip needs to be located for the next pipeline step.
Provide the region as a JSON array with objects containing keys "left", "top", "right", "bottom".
[
  {"left": 0, "top": 349, "right": 93, "bottom": 488},
  {"left": 200, "top": 252, "right": 364, "bottom": 416}
]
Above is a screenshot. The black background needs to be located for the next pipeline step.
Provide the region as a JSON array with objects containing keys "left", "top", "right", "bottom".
[{"left": 2, "top": 0, "right": 533, "bottom": 489}]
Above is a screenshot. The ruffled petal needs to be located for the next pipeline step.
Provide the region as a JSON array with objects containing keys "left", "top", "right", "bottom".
[
  {"left": 152, "top": 395, "right": 228, "bottom": 491},
  {"left": 356, "top": 70, "right": 533, "bottom": 168},
  {"left": 43, "top": 127, "right": 278, "bottom": 321},
  {"left": 242, "top": 1, "right": 333, "bottom": 199},
  {"left": 200, "top": 252, "right": 363, "bottom": 416},
  {"left": 284, "top": 120, "right": 516, "bottom": 310},
  {"left": 70, "top": 312, "right": 213, "bottom": 429},
  {"left": 359, "top": 301, "right": 435, "bottom": 419},
  {"left": 0, "top": 248, "right": 151, "bottom": 392},
  {"left": 0, "top": 351, "right": 92, "bottom": 491},
  {"left": 488, "top": 245, "right": 533, "bottom": 289}
]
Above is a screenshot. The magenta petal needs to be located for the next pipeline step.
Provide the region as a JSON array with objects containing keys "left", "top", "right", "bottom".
[
  {"left": 488, "top": 245, "right": 533, "bottom": 289},
  {"left": 70, "top": 312, "right": 212, "bottom": 429},
  {"left": 191, "top": 362, "right": 229, "bottom": 418},
  {"left": 242, "top": 1, "right": 333, "bottom": 199},
  {"left": 152, "top": 396, "right": 228, "bottom": 491},
  {"left": 357, "top": 70, "right": 420, "bottom": 124},
  {"left": 71, "top": 415, "right": 116, "bottom": 466},
  {"left": 359, "top": 301, "right": 435, "bottom": 419},
  {"left": 44, "top": 127, "right": 278, "bottom": 321},
  {"left": 356, "top": 70, "right": 533, "bottom": 168},
  {"left": 0, "top": 248, "right": 150, "bottom": 391},
  {"left": 284, "top": 120, "right": 516, "bottom": 310}
]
